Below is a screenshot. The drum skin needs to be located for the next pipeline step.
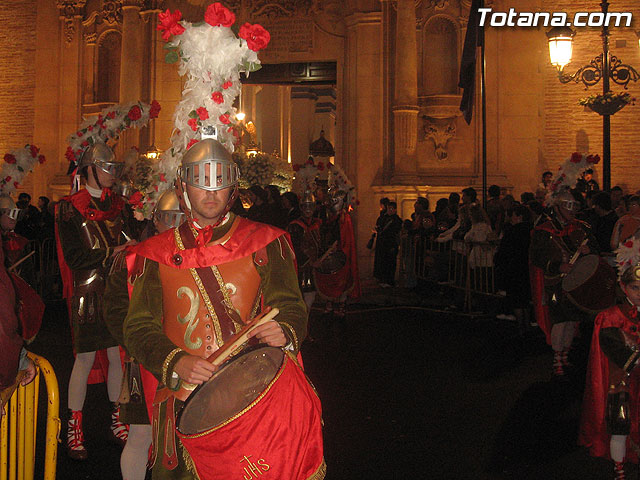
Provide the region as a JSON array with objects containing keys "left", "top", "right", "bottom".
[
  {"left": 562, "top": 255, "right": 617, "bottom": 313},
  {"left": 176, "top": 346, "right": 325, "bottom": 480},
  {"left": 318, "top": 251, "right": 347, "bottom": 275}
]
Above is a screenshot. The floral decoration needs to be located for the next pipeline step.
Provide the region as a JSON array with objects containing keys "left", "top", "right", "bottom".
[
  {"left": 0, "top": 144, "right": 46, "bottom": 195},
  {"left": 118, "top": 148, "right": 169, "bottom": 220},
  {"left": 579, "top": 91, "right": 635, "bottom": 116},
  {"left": 327, "top": 161, "right": 358, "bottom": 211},
  {"left": 615, "top": 234, "right": 640, "bottom": 279},
  {"left": 547, "top": 151, "right": 600, "bottom": 201}
]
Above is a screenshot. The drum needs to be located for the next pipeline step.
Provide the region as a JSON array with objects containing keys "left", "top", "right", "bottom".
[
  {"left": 562, "top": 254, "right": 617, "bottom": 313},
  {"left": 317, "top": 250, "right": 346, "bottom": 274},
  {"left": 176, "top": 346, "right": 325, "bottom": 480}
]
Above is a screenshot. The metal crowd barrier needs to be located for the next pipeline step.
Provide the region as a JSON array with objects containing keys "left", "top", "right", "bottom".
[
  {"left": 407, "top": 235, "right": 500, "bottom": 312},
  {"left": 1, "top": 352, "right": 60, "bottom": 480}
]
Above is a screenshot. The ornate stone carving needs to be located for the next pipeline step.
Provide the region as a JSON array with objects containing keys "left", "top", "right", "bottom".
[
  {"left": 103, "top": 0, "right": 123, "bottom": 24},
  {"left": 428, "top": 0, "right": 449, "bottom": 9},
  {"left": 252, "top": 0, "right": 315, "bottom": 19},
  {"left": 57, "top": 1, "right": 87, "bottom": 44},
  {"left": 423, "top": 117, "right": 456, "bottom": 161}
]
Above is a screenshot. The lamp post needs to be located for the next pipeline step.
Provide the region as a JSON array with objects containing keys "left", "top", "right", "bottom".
[{"left": 547, "top": 1, "right": 640, "bottom": 191}]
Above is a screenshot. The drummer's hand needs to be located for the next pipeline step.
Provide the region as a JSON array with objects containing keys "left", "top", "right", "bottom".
[
  {"left": 247, "top": 321, "right": 287, "bottom": 348},
  {"left": 173, "top": 355, "right": 217, "bottom": 385},
  {"left": 559, "top": 262, "right": 573, "bottom": 274},
  {"left": 578, "top": 244, "right": 590, "bottom": 255}
]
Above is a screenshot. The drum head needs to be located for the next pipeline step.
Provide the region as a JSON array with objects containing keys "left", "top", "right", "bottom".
[
  {"left": 319, "top": 251, "right": 347, "bottom": 274},
  {"left": 177, "top": 346, "right": 284, "bottom": 435},
  {"left": 562, "top": 254, "right": 599, "bottom": 291}
]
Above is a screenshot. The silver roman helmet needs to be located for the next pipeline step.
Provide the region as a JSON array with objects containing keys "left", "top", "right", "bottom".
[
  {"left": 0, "top": 195, "right": 20, "bottom": 220},
  {"left": 78, "top": 141, "right": 125, "bottom": 179},
  {"left": 176, "top": 139, "right": 239, "bottom": 191},
  {"left": 153, "top": 189, "right": 186, "bottom": 229}
]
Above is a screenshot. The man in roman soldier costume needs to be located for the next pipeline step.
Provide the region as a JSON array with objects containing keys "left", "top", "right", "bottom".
[
  {"left": 123, "top": 138, "right": 324, "bottom": 480},
  {"left": 529, "top": 187, "right": 607, "bottom": 377},
  {"left": 56, "top": 141, "right": 137, "bottom": 459},
  {"left": 0, "top": 195, "right": 28, "bottom": 268},
  {"left": 579, "top": 236, "right": 640, "bottom": 479},
  {"left": 288, "top": 190, "right": 322, "bottom": 312},
  {"left": 105, "top": 188, "right": 186, "bottom": 480},
  {"left": 314, "top": 187, "right": 361, "bottom": 317}
]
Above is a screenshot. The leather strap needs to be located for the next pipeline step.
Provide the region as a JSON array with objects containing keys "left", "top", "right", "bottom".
[
  {"left": 162, "top": 397, "right": 178, "bottom": 471},
  {"left": 178, "top": 221, "right": 241, "bottom": 343}
]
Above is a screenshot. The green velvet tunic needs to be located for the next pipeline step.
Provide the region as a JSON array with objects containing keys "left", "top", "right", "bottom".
[{"left": 123, "top": 215, "right": 308, "bottom": 480}]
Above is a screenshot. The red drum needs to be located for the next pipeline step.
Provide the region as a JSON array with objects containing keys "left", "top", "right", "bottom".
[
  {"left": 176, "top": 346, "right": 325, "bottom": 480},
  {"left": 562, "top": 254, "right": 617, "bottom": 314}
]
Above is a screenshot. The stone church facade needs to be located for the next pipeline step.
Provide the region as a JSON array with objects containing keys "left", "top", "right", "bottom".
[{"left": 1, "top": 0, "right": 640, "bottom": 277}]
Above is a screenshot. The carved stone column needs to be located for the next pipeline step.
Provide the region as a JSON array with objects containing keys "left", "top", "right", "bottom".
[
  {"left": 392, "top": 0, "right": 420, "bottom": 183},
  {"left": 120, "top": 0, "right": 143, "bottom": 102}
]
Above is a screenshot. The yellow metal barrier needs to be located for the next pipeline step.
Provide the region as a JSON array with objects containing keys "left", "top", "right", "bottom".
[{"left": 0, "top": 352, "right": 60, "bottom": 480}]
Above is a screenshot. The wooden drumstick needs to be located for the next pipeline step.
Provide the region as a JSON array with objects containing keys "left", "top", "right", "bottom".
[
  {"left": 315, "top": 241, "right": 338, "bottom": 266},
  {"left": 206, "top": 307, "right": 280, "bottom": 367},
  {"left": 568, "top": 238, "right": 589, "bottom": 265},
  {"left": 7, "top": 250, "right": 35, "bottom": 272}
]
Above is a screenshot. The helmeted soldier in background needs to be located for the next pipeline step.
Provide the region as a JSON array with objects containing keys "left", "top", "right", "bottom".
[
  {"left": 288, "top": 190, "right": 322, "bottom": 312},
  {"left": 55, "top": 141, "right": 138, "bottom": 459},
  {"left": 104, "top": 188, "right": 186, "bottom": 480}
]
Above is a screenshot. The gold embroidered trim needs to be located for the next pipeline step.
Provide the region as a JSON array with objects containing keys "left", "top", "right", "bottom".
[
  {"left": 280, "top": 322, "right": 299, "bottom": 351},
  {"left": 162, "top": 348, "right": 183, "bottom": 386},
  {"left": 211, "top": 265, "right": 242, "bottom": 333},
  {"left": 174, "top": 228, "right": 225, "bottom": 348},
  {"left": 181, "top": 354, "right": 288, "bottom": 438},
  {"left": 180, "top": 439, "right": 200, "bottom": 479},
  {"left": 307, "top": 459, "right": 327, "bottom": 480}
]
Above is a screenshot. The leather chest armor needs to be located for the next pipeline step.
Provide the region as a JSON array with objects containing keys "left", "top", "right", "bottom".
[
  {"left": 71, "top": 212, "right": 124, "bottom": 324},
  {"left": 158, "top": 227, "right": 263, "bottom": 359}
]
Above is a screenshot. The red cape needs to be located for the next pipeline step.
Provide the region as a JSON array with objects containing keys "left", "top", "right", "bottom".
[
  {"left": 579, "top": 304, "right": 640, "bottom": 462},
  {"left": 529, "top": 262, "right": 551, "bottom": 345},
  {"left": 128, "top": 216, "right": 287, "bottom": 268}
]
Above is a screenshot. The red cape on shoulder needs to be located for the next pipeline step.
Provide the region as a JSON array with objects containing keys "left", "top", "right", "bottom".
[{"left": 128, "top": 216, "right": 286, "bottom": 268}]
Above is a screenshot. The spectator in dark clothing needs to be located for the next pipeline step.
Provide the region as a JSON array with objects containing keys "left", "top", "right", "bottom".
[
  {"left": 265, "top": 185, "right": 288, "bottom": 228},
  {"left": 374, "top": 201, "right": 403, "bottom": 287},
  {"left": 494, "top": 204, "right": 533, "bottom": 336},
  {"left": 486, "top": 185, "right": 504, "bottom": 236},
  {"left": 592, "top": 191, "right": 618, "bottom": 253},
  {"left": 246, "top": 185, "right": 270, "bottom": 224},
  {"left": 611, "top": 186, "right": 626, "bottom": 217},
  {"left": 434, "top": 198, "right": 450, "bottom": 234},
  {"left": 461, "top": 187, "right": 477, "bottom": 206},
  {"left": 440, "top": 193, "right": 460, "bottom": 230},
  {"left": 37, "top": 196, "right": 55, "bottom": 240},
  {"left": 15, "top": 193, "right": 40, "bottom": 241},
  {"left": 281, "top": 191, "right": 301, "bottom": 224},
  {"left": 372, "top": 198, "right": 390, "bottom": 282},
  {"left": 520, "top": 192, "right": 535, "bottom": 204}
]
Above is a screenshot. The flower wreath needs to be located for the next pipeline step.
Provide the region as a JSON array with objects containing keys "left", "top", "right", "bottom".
[
  {"left": 292, "top": 157, "right": 322, "bottom": 196},
  {"left": 0, "top": 144, "right": 46, "bottom": 195},
  {"left": 65, "top": 100, "right": 161, "bottom": 174},
  {"left": 547, "top": 151, "right": 600, "bottom": 203},
  {"left": 615, "top": 234, "right": 640, "bottom": 280},
  {"left": 120, "top": 148, "right": 170, "bottom": 220},
  {"left": 327, "top": 162, "right": 358, "bottom": 210},
  {"left": 157, "top": 3, "right": 270, "bottom": 155}
]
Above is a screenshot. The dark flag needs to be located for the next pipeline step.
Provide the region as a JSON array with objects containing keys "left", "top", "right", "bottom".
[{"left": 458, "top": 0, "right": 483, "bottom": 125}]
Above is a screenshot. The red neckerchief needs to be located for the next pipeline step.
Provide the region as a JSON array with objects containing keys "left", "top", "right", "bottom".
[
  {"left": 62, "top": 188, "right": 124, "bottom": 221},
  {"left": 535, "top": 217, "right": 581, "bottom": 237},
  {"left": 2, "top": 232, "right": 28, "bottom": 253}
]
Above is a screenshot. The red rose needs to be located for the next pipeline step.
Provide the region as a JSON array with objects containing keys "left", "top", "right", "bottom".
[
  {"left": 29, "top": 144, "right": 39, "bottom": 157},
  {"left": 65, "top": 146, "right": 76, "bottom": 162},
  {"left": 107, "top": 111, "right": 116, "bottom": 119},
  {"left": 5, "top": 176, "right": 11, "bottom": 182},
  {"left": 187, "top": 139, "right": 199, "bottom": 150},
  {"left": 222, "top": 80, "right": 232, "bottom": 89},
  {"left": 570, "top": 152, "right": 582, "bottom": 163},
  {"left": 154, "top": 185, "right": 159, "bottom": 192},
  {"left": 204, "top": 2, "right": 235, "bottom": 28},
  {"left": 128, "top": 191, "right": 143, "bottom": 206},
  {"left": 38, "top": 154, "right": 46, "bottom": 164},
  {"left": 238, "top": 23, "right": 270, "bottom": 51},
  {"left": 76, "top": 130, "right": 83, "bottom": 137},
  {"left": 293, "top": 164, "right": 301, "bottom": 172},
  {"left": 317, "top": 161, "right": 324, "bottom": 171},
  {"left": 149, "top": 100, "right": 161, "bottom": 119},
  {"left": 211, "top": 91, "right": 224, "bottom": 104},
  {"left": 13, "top": 181, "right": 19, "bottom": 189},
  {"left": 87, "top": 126, "right": 93, "bottom": 132},
  {"left": 188, "top": 118, "right": 199, "bottom": 131},
  {"left": 590, "top": 154, "right": 600, "bottom": 164},
  {"left": 625, "top": 241, "right": 634, "bottom": 248},
  {"left": 81, "top": 140, "right": 89, "bottom": 147},
  {"left": 157, "top": 9, "right": 185, "bottom": 42},
  {"left": 196, "top": 107, "right": 209, "bottom": 121},
  {"left": 128, "top": 105, "right": 142, "bottom": 121},
  {"left": 306, "top": 158, "right": 314, "bottom": 165},
  {"left": 4, "top": 154, "right": 16, "bottom": 164},
  {"left": 159, "top": 173, "right": 167, "bottom": 183},
  {"left": 219, "top": 113, "right": 230, "bottom": 124}
]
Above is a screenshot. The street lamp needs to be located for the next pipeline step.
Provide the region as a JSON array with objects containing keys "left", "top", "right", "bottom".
[{"left": 547, "top": 1, "right": 640, "bottom": 191}]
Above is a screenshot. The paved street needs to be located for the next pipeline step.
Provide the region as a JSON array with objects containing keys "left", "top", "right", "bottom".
[{"left": 24, "top": 286, "right": 631, "bottom": 479}]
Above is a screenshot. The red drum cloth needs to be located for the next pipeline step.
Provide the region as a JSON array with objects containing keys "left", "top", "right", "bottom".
[{"left": 177, "top": 353, "right": 325, "bottom": 480}]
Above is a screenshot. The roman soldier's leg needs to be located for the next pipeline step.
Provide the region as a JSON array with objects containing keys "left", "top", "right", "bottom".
[
  {"left": 550, "top": 323, "right": 568, "bottom": 376},
  {"left": 121, "top": 424, "right": 152, "bottom": 480},
  {"left": 67, "top": 351, "right": 96, "bottom": 459},
  {"left": 106, "top": 346, "right": 128, "bottom": 445},
  {"left": 610, "top": 435, "right": 627, "bottom": 479},
  {"left": 303, "top": 291, "right": 316, "bottom": 313}
]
